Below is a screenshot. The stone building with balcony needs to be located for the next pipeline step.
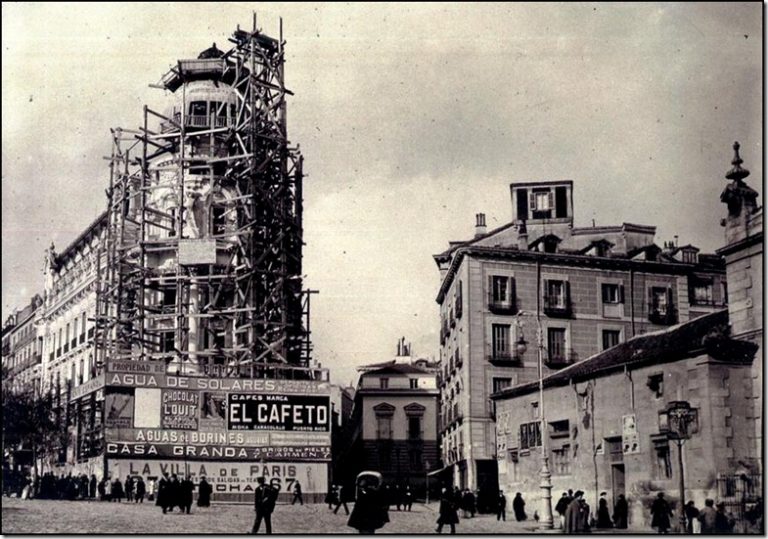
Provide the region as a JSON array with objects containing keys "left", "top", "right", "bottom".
[
  {"left": 343, "top": 347, "right": 440, "bottom": 497},
  {"left": 2, "top": 294, "right": 44, "bottom": 394},
  {"left": 433, "top": 180, "right": 728, "bottom": 497}
]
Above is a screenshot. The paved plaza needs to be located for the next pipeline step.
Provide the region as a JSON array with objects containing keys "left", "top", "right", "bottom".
[{"left": 2, "top": 497, "right": 543, "bottom": 535}]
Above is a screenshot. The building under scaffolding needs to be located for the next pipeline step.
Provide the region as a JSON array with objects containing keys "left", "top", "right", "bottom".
[{"left": 56, "top": 19, "right": 331, "bottom": 502}]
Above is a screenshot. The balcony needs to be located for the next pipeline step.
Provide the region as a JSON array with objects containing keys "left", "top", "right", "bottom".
[
  {"left": 488, "top": 296, "right": 517, "bottom": 315},
  {"left": 545, "top": 349, "right": 577, "bottom": 368},
  {"left": 487, "top": 351, "right": 522, "bottom": 367},
  {"left": 543, "top": 295, "right": 571, "bottom": 318}
]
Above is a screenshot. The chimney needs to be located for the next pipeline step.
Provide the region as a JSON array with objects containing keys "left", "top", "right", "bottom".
[{"left": 475, "top": 213, "right": 487, "bottom": 237}]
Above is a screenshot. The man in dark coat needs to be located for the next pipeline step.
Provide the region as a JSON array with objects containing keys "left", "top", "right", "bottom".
[
  {"left": 348, "top": 478, "right": 389, "bottom": 534},
  {"left": 125, "top": 476, "right": 134, "bottom": 502},
  {"left": 596, "top": 492, "right": 613, "bottom": 528},
  {"left": 714, "top": 502, "right": 735, "bottom": 534},
  {"left": 564, "top": 490, "right": 590, "bottom": 533},
  {"left": 169, "top": 474, "right": 182, "bottom": 512},
  {"left": 613, "top": 494, "right": 629, "bottom": 529},
  {"left": 180, "top": 475, "right": 194, "bottom": 514},
  {"left": 403, "top": 485, "right": 414, "bottom": 512},
  {"left": 89, "top": 474, "right": 97, "bottom": 499},
  {"left": 436, "top": 488, "right": 460, "bottom": 534},
  {"left": 158, "top": 473, "right": 170, "bottom": 513},
  {"left": 555, "top": 492, "right": 572, "bottom": 529},
  {"left": 111, "top": 478, "right": 124, "bottom": 502},
  {"left": 291, "top": 481, "right": 303, "bottom": 505},
  {"left": 333, "top": 484, "right": 350, "bottom": 515},
  {"left": 497, "top": 491, "right": 507, "bottom": 521},
  {"left": 197, "top": 476, "right": 212, "bottom": 507},
  {"left": 684, "top": 501, "right": 699, "bottom": 533},
  {"left": 650, "top": 492, "right": 672, "bottom": 534},
  {"left": 513, "top": 492, "right": 527, "bottom": 521},
  {"left": 134, "top": 476, "right": 146, "bottom": 503},
  {"left": 252, "top": 476, "right": 278, "bottom": 534}
]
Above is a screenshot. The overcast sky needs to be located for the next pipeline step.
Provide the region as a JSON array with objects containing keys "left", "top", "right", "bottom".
[{"left": 2, "top": 3, "right": 762, "bottom": 386}]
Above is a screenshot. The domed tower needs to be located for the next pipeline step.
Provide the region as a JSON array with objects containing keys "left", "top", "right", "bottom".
[{"left": 97, "top": 21, "right": 310, "bottom": 376}]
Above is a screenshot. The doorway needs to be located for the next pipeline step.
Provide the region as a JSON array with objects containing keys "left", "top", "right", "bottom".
[{"left": 611, "top": 464, "right": 626, "bottom": 508}]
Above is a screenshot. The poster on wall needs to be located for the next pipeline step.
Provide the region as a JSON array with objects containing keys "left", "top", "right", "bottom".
[
  {"left": 200, "top": 391, "right": 227, "bottom": 427},
  {"left": 227, "top": 394, "right": 330, "bottom": 432},
  {"left": 105, "top": 388, "right": 135, "bottom": 428},
  {"left": 161, "top": 389, "right": 200, "bottom": 430}
]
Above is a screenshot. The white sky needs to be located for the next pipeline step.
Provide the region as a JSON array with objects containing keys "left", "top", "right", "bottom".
[{"left": 2, "top": 3, "right": 762, "bottom": 386}]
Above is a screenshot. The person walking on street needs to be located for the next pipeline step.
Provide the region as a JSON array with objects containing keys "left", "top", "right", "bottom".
[
  {"left": 436, "top": 487, "right": 459, "bottom": 534},
  {"left": 698, "top": 499, "right": 717, "bottom": 534},
  {"left": 333, "top": 484, "right": 350, "bottom": 515},
  {"left": 497, "top": 490, "right": 507, "bottom": 522},
  {"left": 134, "top": 476, "right": 146, "bottom": 503},
  {"left": 157, "top": 473, "right": 170, "bottom": 513},
  {"left": 125, "top": 476, "right": 134, "bottom": 502},
  {"left": 565, "top": 490, "right": 590, "bottom": 533},
  {"left": 89, "top": 474, "right": 97, "bottom": 499},
  {"left": 715, "top": 502, "right": 735, "bottom": 534},
  {"left": 111, "top": 478, "right": 124, "bottom": 503},
  {"left": 169, "top": 474, "right": 181, "bottom": 512},
  {"left": 596, "top": 492, "right": 613, "bottom": 528},
  {"left": 650, "top": 492, "right": 673, "bottom": 534},
  {"left": 403, "top": 485, "right": 413, "bottom": 511},
  {"left": 180, "top": 475, "right": 194, "bottom": 514},
  {"left": 684, "top": 500, "right": 700, "bottom": 533},
  {"left": 326, "top": 486, "right": 336, "bottom": 510},
  {"left": 613, "top": 494, "right": 629, "bottom": 529},
  {"left": 197, "top": 476, "right": 212, "bottom": 507},
  {"left": 291, "top": 481, "right": 303, "bottom": 505},
  {"left": 513, "top": 492, "right": 527, "bottom": 521},
  {"left": 251, "top": 476, "right": 278, "bottom": 534},
  {"left": 555, "top": 492, "right": 571, "bottom": 529}
]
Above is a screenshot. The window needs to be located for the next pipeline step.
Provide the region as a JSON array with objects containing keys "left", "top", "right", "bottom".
[
  {"left": 81, "top": 312, "right": 87, "bottom": 341},
  {"left": 534, "top": 191, "right": 551, "bottom": 211},
  {"left": 602, "top": 330, "right": 621, "bottom": 350},
  {"left": 549, "top": 419, "right": 570, "bottom": 438},
  {"left": 547, "top": 280, "right": 566, "bottom": 307},
  {"left": 650, "top": 287, "right": 669, "bottom": 315},
  {"left": 520, "top": 421, "right": 542, "bottom": 450},
  {"left": 409, "top": 378, "right": 419, "bottom": 389},
  {"left": 168, "top": 208, "right": 177, "bottom": 237},
  {"left": 649, "top": 286, "right": 675, "bottom": 324},
  {"left": 491, "top": 324, "right": 511, "bottom": 359},
  {"left": 544, "top": 280, "right": 570, "bottom": 316},
  {"left": 162, "top": 289, "right": 177, "bottom": 308},
  {"left": 682, "top": 249, "right": 698, "bottom": 264},
  {"left": 380, "top": 377, "right": 389, "bottom": 389},
  {"left": 491, "top": 276, "right": 508, "bottom": 304},
  {"left": 376, "top": 415, "right": 393, "bottom": 440},
  {"left": 653, "top": 438, "right": 673, "bottom": 479},
  {"left": 211, "top": 206, "right": 227, "bottom": 235},
  {"left": 601, "top": 283, "right": 623, "bottom": 304},
  {"left": 161, "top": 332, "right": 175, "bottom": 354},
  {"left": 692, "top": 281, "right": 714, "bottom": 305},
  {"left": 408, "top": 416, "right": 422, "bottom": 440},
  {"left": 547, "top": 327, "right": 567, "bottom": 361},
  {"left": 647, "top": 373, "right": 664, "bottom": 398},
  {"left": 190, "top": 101, "right": 207, "bottom": 116},
  {"left": 455, "top": 281, "right": 463, "bottom": 318},
  {"left": 493, "top": 377, "right": 513, "bottom": 394},
  {"left": 552, "top": 445, "right": 571, "bottom": 475}
]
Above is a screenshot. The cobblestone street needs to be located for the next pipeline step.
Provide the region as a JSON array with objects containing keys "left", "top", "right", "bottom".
[{"left": 2, "top": 497, "right": 540, "bottom": 534}]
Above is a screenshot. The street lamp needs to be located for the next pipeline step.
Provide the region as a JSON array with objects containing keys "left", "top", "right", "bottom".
[
  {"left": 658, "top": 401, "right": 699, "bottom": 532},
  {"left": 515, "top": 311, "right": 554, "bottom": 530}
]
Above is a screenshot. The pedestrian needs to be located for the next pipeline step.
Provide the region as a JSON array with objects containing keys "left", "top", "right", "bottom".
[
  {"left": 715, "top": 502, "right": 735, "bottom": 534},
  {"left": 80, "top": 475, "right": 89, "bottom": 500},
  {"left": 125, "top": 475, "right": 134, "bottom": 502},
  {"left": 596, "top": 491, "right": 613, "bottom": 528},
  {"left": 89, "top": 474, "right": 97, "bottom": 499},
  {"left": 436, "top": 487, "right": 460, "bottom": 534},
  {"left": 197, "top": 476, "right": 212, "bottom": 507},
  {"left": 698, "top": 499, "right": 717, "bottom": 534},
  {"left": 564, "top": 490, "right": 590, "bottom": 533},
  {"left": 403, "top": 484, "right": 413, "bottom": 512},
  {"left": 555, "top": 492, "right": 571, "bottom": 529},
  {"left": 251, "top": 476, "right": 278, "bottom": 534},
  {"left": 348, "top": 477, "right": 389, "bottom": 534},
  {"left": 169, "top": 474, "right": 182, "bottom": 512},
  {"left": 395, "top": 484, "right": 403, "bottom": 511},
  {"left": 180, "top": 475, "right": 194, "bottom": 514},
  {"left": 650, "top": 492, "right": 673, "bottom": 534},
  {"left": 326, "top": 485, "right": 336, "bottom": 510},
  {"left": 104, "top": 476, "right": 112, "bottom": 501},
  {"left": 684, "top": 500, "right": 700, "bottom": 533},
  {"left": 613, "top": 494, "right": 629, "bottom": 529},
  {"left": 112, "top": 477, "right": 124, "bottom": 503},
  {"left": 135, "top": 476, "right": 146, "bottom": 503},
  {"left": 333, "top": 484, "right": 350, "bottom": 515},
  {"left": 291, "top": 480, "right": 303, "bottom": 505},
  {"left": 147, "top": 477, "right": 156, "bottom": 502},
  {"left": 158, "top": 472, "right": 170, "bottom": 513},
  {"left": 497, "top": 490, "right": 507, "bottom": 522},
  {"left": 513, "top": 492, "right": 527, "bottom": 521}
]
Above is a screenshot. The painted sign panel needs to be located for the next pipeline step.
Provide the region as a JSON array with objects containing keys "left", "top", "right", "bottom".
[
  {"left": 107, "top": 459, "right": 328, "bottom": 496},
  {"left": 227, "top": 394, "right": 330, "bottom": 432},
  {"left": 161, "top": 389, "right": 200, "bottom": 430},
  {"left": 70, "top": 373, "right": 106, "bottom": 401},
  {"left": 178, "top": 239, "right": 217, "bottom": 265},
  {"left": 105, "top": 442, "right": 331, "bottom": 461},
  {"left": 105, "top": 389, "right": 134, "bottom": 428}
]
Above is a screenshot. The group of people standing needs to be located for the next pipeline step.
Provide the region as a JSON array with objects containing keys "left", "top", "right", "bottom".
[{"left": 155, "top": 473, "right": 212, "bottom": 514}]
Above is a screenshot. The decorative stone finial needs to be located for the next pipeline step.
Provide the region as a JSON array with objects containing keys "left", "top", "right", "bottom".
[{"left": 726, "top": 141, "right": 750, "bottom": 182}]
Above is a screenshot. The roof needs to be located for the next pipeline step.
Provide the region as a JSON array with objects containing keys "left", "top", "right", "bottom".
[
  {"left": 492, "top": 309, "right": 757, "bottom": 401},
  {"left": 363, "top": 363, "right": 431, "bottom": 376},
  {"left": 55, "top": 211, "right": 108, "bottom": 267},
  {"left": 433, "top": 221, "right": 517, "bottom": 262}
]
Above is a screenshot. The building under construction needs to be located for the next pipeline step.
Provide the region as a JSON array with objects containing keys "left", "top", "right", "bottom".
[{"left": 56, "top": 19, "right": 332, "bottom": 502}]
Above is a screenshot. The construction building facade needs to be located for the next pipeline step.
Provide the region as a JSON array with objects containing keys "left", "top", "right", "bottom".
[{"left": 35, "top": 20, "right": 331, "bottom": 502}]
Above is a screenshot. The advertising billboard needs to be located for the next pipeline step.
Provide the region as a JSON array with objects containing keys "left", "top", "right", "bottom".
[{"left": 102, "top": 360, "right": 332, "bottom": 463}]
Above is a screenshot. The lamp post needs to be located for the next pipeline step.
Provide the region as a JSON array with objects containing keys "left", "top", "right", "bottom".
[
  {"left": 658, "top": 401, "right": 698, "bottom": 533},
  {"left": 514, "top": 312, "right": 554, "bottom": 530}
]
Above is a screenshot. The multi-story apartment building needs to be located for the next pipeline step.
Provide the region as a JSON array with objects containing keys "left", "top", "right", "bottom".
[
  {"left": 345, "top": 352, "right": 440, "bottom": 497},
  {"left": 433, "top": 180, "right": 727, "bottom": 497},
  {"left": 2, "top": 294, "right": 44, "bottom": 393}
]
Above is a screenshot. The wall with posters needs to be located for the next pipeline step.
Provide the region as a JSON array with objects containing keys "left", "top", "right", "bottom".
[{"left": 100, "top": 360, "right": 331, "bottom": 502}]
